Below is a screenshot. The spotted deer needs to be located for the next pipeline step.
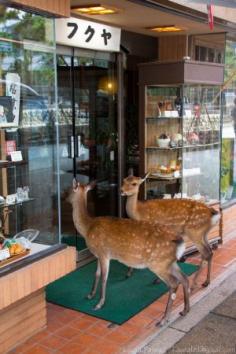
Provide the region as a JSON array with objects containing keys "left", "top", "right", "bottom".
[
  {"left": 69, "top": 179, "right": 190, "bottom": 326},
  {"left": 121, "top": 173, "right": 220, "bottom": 291}
]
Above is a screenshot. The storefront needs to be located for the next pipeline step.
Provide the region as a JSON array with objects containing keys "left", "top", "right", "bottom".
[{"left": 0, "top": 0, "right": 236, "bottom": 351}]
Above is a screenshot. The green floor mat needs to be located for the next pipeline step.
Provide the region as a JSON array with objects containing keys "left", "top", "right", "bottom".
[
  {"left": 46, "top": 260, "right": 198, "bottom": 325},
  {"left": 62, "top": 235, "right": 87, "bottom": 251}
]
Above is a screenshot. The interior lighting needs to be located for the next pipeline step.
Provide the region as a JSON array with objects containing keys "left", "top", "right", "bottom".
[
  {"left": 71, "top": 4, "right": 118, "bottom": 15},
  {"left": 149, "top": 25, "right": 183, "bottom": 32}
]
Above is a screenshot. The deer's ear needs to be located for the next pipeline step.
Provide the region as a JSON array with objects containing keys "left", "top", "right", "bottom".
[
  {"left": 85, "top": 180, "right": 96, "bottom": 193},
  {"left": 141, "top": 172, "right": 150, "bottom": 183},
  {"left": 73, "top": 178, "right": 79, "bottom": 190}
]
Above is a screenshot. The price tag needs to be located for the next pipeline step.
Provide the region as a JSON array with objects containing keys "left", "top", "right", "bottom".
[{"left": 10, "top": 151, "right": 23, "bottom": 162}]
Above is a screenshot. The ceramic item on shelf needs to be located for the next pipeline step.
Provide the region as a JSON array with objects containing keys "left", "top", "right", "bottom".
[{"left": 156, "top": 133, "right": 170, "bottom": 148}]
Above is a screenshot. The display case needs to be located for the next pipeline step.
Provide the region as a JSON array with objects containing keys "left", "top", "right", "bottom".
[{"left": 139, "top": 60, "right": 224, "bottom": 245}]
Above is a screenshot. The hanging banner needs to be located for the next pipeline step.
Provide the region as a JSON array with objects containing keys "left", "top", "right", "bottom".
[
  {"left": 56, "top": 17, "right": 121, "bottom": 52},
  {"left": 4, "top": 73, "right": 21, "bottom": 127},
  {"left": 207, "top": 4, "right": 214, "bottom": 30}
]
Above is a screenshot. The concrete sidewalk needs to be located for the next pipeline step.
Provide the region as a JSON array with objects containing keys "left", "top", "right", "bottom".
[{"left": 138, "top": 268, "right": 236, "bottom": 354}]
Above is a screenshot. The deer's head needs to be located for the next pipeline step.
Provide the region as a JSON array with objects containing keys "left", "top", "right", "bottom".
[
  {"left": 68, "top": 179, "right": 96, "bottom": 203},
  {"left": 121, "top": 173, "right": 150, "bottom": 196}
]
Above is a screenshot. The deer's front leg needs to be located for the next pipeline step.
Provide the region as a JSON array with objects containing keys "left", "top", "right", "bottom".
[
  {"left": 126, "top": 267, "right": 133, "bottom": 278},
  {"left": 94, "top": 257, "right": 110, "bottom": 310},
  {"left": 87, "top": 260, "right": 101, "bottom": 300}
]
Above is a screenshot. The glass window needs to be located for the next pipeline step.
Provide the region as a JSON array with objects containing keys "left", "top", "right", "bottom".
[
  {"left": 221, "top": 36, "right": 236, "bottom": 205},
  {"left": 192, "top": 34, "right": 225, "bottom": 64},
  {"left": 0, "top": 7, "right": 59, "bottom": 244},
  {"left": 182, "top": 85, "right": 221, "bottom": 203}
]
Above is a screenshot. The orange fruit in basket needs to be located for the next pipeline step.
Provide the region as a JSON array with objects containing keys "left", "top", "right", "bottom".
[
  {"left": 14, "top": 244, "right": 24, "bottom": 254},
  {"left": 9, "top": 244, "right": 16, "bottom": 256}
]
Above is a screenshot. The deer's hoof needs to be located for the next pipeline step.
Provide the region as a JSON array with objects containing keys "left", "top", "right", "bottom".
[
  {"left": 156, "top": 318, "right": 168, "bottom": 327},
  {"left": 153, "top": 277, "right": 161, "bottom": 285},
  {"left": 202, "top": 280, "right": 210, "bottom": 288},
  {"left": 87, "top": 294, "right": 94, "bottom": 300},
  {"left": 93, "top": 303, "right": 103, "bottom": 310},
  {"left": 180, "top": 307, "right": 190, "bottom": 317}
]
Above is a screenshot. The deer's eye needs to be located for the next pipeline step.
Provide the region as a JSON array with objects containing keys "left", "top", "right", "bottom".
[{"left": 132, "top": 183, "right": 137, "bottom": 186}]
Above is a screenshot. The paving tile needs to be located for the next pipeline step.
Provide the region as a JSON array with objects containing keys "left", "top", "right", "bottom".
[
  {"left": 105, "top": 327, "right": 136, "bottom": 346},
  {"left": 212, "top": 291, "right": 236, "bottom": 319},
  {"left": 70, "top": 333, "right": 99, "bottom": 348},
  {"left": 58, "top": 341, "right": 88, "bottom": 354},
  {"left": 10, "top": 340, "right": 37, "bottom": 354},
  {"left": 39, "top": 334, "right": 68, "bottom": 351},
  {"left": 70, "top": 317, "right": 97, "bottom": 331},
  {"left": 23, "top": 344, "right": 53, "bottom": 354},
  {"left": 89, "top": 338, "right": 121, "bottom": 354},
  {"left": 55, "top": 325, "right": 82, "bottom": 340},
  {"left": 88, "top": 321, "right": 116, "bottom": 337},
  {"left": 126, "top": 313, "right": 153, "bottom": 327}
]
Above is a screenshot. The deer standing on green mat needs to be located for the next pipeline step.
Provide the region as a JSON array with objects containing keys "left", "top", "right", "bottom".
[
  {"left": 121, "top": 173, "right": 220, "bottom": 291},
  {"left": 69, "top": 179, "right": 190, "bottom": 326}
]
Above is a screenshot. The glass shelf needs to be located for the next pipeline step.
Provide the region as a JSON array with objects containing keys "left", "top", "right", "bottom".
[{"left": 0, "top": 198, "right": 35, "bottom": 209}]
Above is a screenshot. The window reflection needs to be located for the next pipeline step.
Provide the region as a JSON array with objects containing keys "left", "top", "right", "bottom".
[
  {"left": 221, "top": 36, "right": 236, "bottom": 204},
  {"left": 0, "top": 7, "right": 58, "bottom": 243}
]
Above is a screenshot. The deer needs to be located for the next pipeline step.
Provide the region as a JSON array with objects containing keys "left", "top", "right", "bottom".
[
  {"left": 69, "top": 179, "right": 191, "bottom": 326},
  {"left": 121, "top": 173, "right": 220, "bottom": 291}
]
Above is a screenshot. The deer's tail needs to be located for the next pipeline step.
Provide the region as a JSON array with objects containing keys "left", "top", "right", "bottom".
[
  {"left": 172, "top": 237, "right": 186, "bottom": 260},
  {"left": 210, "top": 208, "right": 220, "bottom": 226}
]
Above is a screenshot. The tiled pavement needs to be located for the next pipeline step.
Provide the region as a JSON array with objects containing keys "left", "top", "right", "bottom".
[{"left": 10, "top": 237, "right": 236, "bottom": 354}]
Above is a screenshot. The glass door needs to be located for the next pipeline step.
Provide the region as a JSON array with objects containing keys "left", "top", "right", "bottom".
[{"left": 57, "top": 47, "right": 119, "bottom": 258}]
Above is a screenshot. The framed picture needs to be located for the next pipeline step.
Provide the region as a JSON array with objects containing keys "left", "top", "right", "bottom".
[{"left": 0, "top": 96, "right": 14, "bottom": 127}]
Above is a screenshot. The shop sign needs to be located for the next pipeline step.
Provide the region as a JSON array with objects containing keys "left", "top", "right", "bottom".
[{"left": 56, "top": 17, "right": 121, "bottom": 52}]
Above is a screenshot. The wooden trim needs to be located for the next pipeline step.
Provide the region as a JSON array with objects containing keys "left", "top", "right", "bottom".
[
  {"left": 0, "top": 246, "right": 76, "bottom": 310},
  {"left": 4, "top": 0, "right": 70, "bottom": 17},
  {"left": 0, "top": 289, "right": 46, "bottom": 353},
  {"left": 159, "top": 35, "right": 187, "bottom": 61}
]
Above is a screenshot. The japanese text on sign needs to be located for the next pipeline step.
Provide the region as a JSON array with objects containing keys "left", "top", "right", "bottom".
[{"left": 56, "top": 17, "right": 121, "bottom": 52}]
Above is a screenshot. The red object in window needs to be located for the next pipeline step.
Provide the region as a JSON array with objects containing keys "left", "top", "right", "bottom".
[
  {"left": 207, "top": 4, "right": 214, "bottom": 31},
  {"left": 6, "top": 140, "right": 16, "bottom": 155}
]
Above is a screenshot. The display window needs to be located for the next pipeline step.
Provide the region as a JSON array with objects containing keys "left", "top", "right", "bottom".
[
  {"left": 221, "top": 36, "right": 236, "bottom": 205},
  {"left": 0, "top": 5, "right": 59, "bottom": 267}
]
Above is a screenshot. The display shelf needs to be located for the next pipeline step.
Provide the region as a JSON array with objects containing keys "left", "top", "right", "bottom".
[
  {"left": 139, "top": 60, "right": 222, "bottom": 202},
  {"left": 146, "top": 142, "right": 220, "bottom": 151},
  {"left": 0, "top": 160, "right": 27, "bottom": 168},
  {"left": 146, "top": 116, "right": 181, "bottom": 120},
  {"left": 146, "top": 146, "right": 182, "bottom": 150}
]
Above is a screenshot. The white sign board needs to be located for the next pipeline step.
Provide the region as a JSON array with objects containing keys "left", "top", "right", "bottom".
[
  {"left": 6, "top": 73, "right": 21, "bottom": 127},
  {"left": 56, "top": 17, "right": 121, "bottom": 52}
]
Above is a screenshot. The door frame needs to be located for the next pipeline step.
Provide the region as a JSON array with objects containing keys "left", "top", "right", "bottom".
[{"left": 56, "top": 44, "right": 125, "bottom": 221}]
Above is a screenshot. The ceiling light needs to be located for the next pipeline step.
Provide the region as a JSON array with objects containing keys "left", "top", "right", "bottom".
[
  {"left": 149, "top": 26, "right": 183, "bottom": 33},
  {"left": 71, "top": 4, "right": 118, "bottom": 15}
]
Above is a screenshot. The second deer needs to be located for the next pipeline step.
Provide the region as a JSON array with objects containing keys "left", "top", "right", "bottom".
[
  {"left": 70, "top": 179, "right": 190, "bottom": 326},
  {"left": 121, "top": 173, "right": 220, "bottom": 291}
]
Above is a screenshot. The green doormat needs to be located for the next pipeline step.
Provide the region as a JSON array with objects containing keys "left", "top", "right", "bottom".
[
  {"left": 46, "top": 261, "right": 198, "bottom": 325},
  {"left": 62, "top": 235, "right": 87, "bottom": 251}
]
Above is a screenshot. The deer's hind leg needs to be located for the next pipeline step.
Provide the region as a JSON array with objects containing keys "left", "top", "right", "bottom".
[
  {"left": 151, "top": 264, "right": 185, "bottom": 326},
  {"left": 190, "top": 237, "right": 213, "bottom": 291},
  {"left": 185, "top": 228, "right": 213, "bottom": 291},
  {"left": 202, "top": 233, "right": 213, "bottom": 287},
  {"left": 171, "top": 262, "right": 190, "bottom": 317}
]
